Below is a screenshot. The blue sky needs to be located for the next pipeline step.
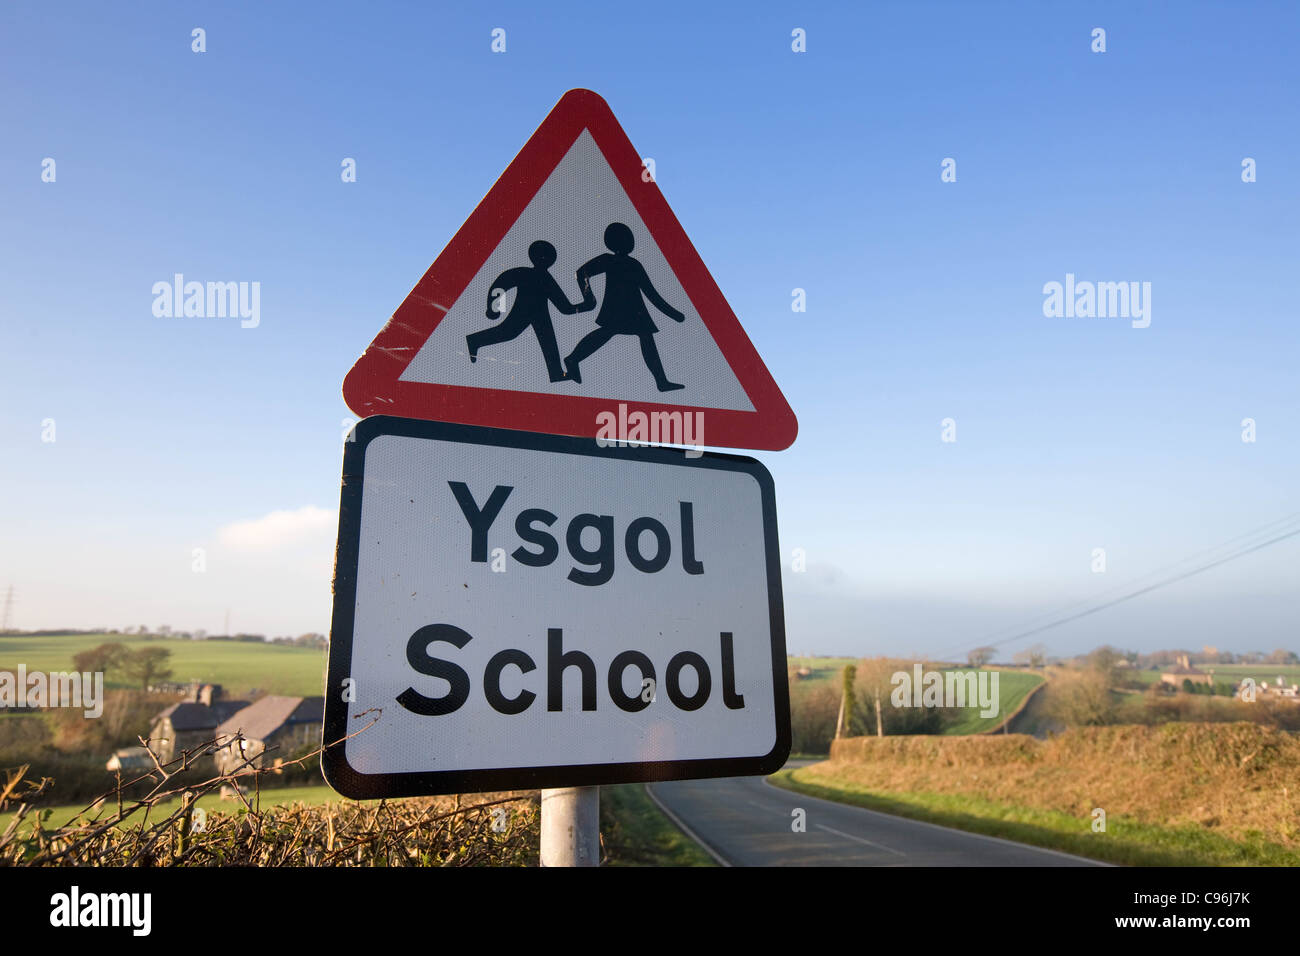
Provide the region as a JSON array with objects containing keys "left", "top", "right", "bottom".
[{"left": 1, "top": 1, "right": 1296, "bottom": 658}]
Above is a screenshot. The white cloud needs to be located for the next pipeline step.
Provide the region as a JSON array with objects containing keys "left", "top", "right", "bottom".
[{"left": 216, "top": 505, "right": 337, "bottom": 553}]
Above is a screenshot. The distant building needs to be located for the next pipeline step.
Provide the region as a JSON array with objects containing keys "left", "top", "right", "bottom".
[
  {"left": 147, "top": 685, "right": 248, "bottom": 763},
  {"left": 106, "top": 747, "right": 154, "bottom": 773},
  {"left": 1257, "top": 679, "right": 1300, "bottom": 700},
  {"left": 212, "top": 695, "right": 324, "bottom": 775},
  {"left": 147, "top": 681, "right": 193, "bottom": 696},
  {"left": 1160, "top": 654, "right": 1212, "bottom": 689},
  {"left": 149, "top": 679, "right": 234, "bottom": 699}
]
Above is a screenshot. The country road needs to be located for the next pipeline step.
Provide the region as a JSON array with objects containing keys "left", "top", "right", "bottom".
[{"left": 645, "top": 768, "right": 1107, "bottom": 867}]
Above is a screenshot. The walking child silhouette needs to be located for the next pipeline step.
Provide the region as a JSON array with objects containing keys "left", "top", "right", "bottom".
[
  {"left": 562, "top": 222, "right": 686, "bottom": 391},
  {"left": 466, "top": 240, "right": 591, "bottom": 382}
]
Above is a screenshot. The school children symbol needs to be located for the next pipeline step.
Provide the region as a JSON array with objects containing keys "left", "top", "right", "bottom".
[
  {"left": 341, "top": 88, "right": 798, "bottom": 451},
  {"left": 467, "top": 222, "right": 687, "bottom": 392}
]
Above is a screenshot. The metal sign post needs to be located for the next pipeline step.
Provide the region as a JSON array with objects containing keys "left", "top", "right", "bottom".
[{"left": 540, "top": 786, "right": 600, "bottom": 867}]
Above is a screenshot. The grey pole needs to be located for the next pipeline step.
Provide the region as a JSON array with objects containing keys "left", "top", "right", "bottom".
[{"left": 540, "top": 786, "right": 600, "bottom": 866}]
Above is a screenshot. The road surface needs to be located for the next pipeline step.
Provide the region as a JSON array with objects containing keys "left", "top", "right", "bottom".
[{"left": 646, "top": 770, "right": 1106, "bottom": 867}]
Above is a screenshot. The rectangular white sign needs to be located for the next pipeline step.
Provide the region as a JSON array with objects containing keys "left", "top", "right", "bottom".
[{"left": 323, "top": 417, "right": 789, "bottom": 797}]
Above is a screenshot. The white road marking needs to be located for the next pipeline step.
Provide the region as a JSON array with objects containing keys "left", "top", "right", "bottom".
[{"left": 815, "top": 823, "right": 907, "bottom": 857}]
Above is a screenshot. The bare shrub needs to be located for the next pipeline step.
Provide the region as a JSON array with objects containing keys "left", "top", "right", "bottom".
[
  {"left": 0, "top": 716, "right": 536, "bottom": 867},
  {"left": 1043, "top": 670, "right": 1115, "bottom": 726}
]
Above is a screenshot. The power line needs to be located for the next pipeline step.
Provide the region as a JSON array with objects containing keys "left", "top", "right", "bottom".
[
  {"left": 982, "top": 528, "right": 1300, "bottom": 655},
  {"left": 944, "top": 515, "right": 1300, "bottom": 659},
  {"left": 989, "top": 527, "right": 1300, "bottom": 652},
  {"left": 969, "top": 511, "right": 1300, "bottom": 651}
]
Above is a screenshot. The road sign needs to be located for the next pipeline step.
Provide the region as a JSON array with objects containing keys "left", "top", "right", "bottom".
[
  {"left": 322, "top": 416, "right": 790, "bottom": 798},
  {"left": 342, "top": 88, "right": 797, "bottom": 452}
]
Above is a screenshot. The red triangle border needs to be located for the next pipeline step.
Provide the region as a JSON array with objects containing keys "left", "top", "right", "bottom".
[{"left": 342, "top": 88, "right": 797, "bottom": 452}]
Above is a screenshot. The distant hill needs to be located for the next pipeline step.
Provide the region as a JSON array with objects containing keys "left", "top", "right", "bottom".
[{"left": 0, "top": 632, "right": 325, "bottom": 698}]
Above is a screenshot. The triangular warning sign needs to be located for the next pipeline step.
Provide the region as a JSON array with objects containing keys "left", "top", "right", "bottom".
[{"left": 343, "top": 89, "right": 797, "bottom": 451}]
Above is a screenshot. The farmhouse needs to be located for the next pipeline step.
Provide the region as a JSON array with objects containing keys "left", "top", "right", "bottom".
[
  {"left": 212, "top": 695, "right": 324, "bottom": 774},
  {"left": 148, "top": 685, "right": 248, "bottom": 762},
  {"left": 1160, "top": 655, "right": 1212, "bottom": 689}
]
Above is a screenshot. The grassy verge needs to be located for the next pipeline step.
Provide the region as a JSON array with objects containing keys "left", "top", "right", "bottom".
[
  {"left": 768, "top": 766, "right": 1300, "bottom": 866},
  {"left": 599, "top": 784, "right": 715, "bottom": 866}
]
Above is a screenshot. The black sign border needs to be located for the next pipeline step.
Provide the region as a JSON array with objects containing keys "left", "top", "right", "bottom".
[{"left": 322, "top": 415, "right": 791, "bottom": 798}]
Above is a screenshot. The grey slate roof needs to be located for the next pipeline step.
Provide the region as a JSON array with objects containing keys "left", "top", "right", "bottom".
[
  {"left": 215, "top": 695, "right": 324, "bottom": 742},
  {"left": 154, "top": 699, "right": 250, "bottom": 732},
  {"left": 155, "top": 702, "right": 218, "bottom": 732},
  {"left": 210, "top": 699, "right": 250, "bottom": 723}
]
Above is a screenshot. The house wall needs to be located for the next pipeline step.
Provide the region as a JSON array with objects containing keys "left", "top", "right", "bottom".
[
  {"left": 212, "top": 735, "right": 264, "bottom": 776},
  {"left": 1161, "top": 673, "right": 1213, "bottom": 687},
  {"left": 210, "top": 718, "right": 321, "bottom": 776},
  {"left": 264, "top": 721, "right": 320, "bottom": 760},
  {"left": 150, "top": 718, "right": 215, "bottom": 763}
]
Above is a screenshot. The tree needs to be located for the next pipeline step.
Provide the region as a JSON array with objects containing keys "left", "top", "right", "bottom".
[
  {"left": 789, "top": 682, "right": 840, "bottom": 755},
  {"left": 72, "top": 641, "right": 129, "bottom": 676},
  {"left": 1013, "top": 644, "right": 1047, "bottom": 668},
  {"left": 967, "top": 646, "right": 995, "bottom": 668},
  {"left": 122, "top": 647, "right": 173, "bottom": 690},
  {"left": 1087, "top": 646, "right": 1123, "bottom": 687},
  {"left": 1046, "top": 670, "right": 1114, "bottom": 726},
  {"left": 854, "top": 657, "right": 899, "bottom": 736},
  {"left": 852, "top": 657, "right": 949, "bottom": 736},
  {"left": 835, "top": 665, "right": 857, "bottom": 738}
]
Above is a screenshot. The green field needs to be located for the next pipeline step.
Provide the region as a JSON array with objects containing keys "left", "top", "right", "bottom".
[
  {"left": 1210, "top": 663, "right": 1300, "bottom": 681},
  {"left": 786, "top": 656, "right": 858, "bottom": 685},
  {"left": 1125, "top": 663, "right": 1300, "bottom": 687},
  {"left": 0, "top": 633, "right": 325, "bottom": 697},
  {"left": 939, "top": 669, "right": 1043, "bottom": 734}
]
